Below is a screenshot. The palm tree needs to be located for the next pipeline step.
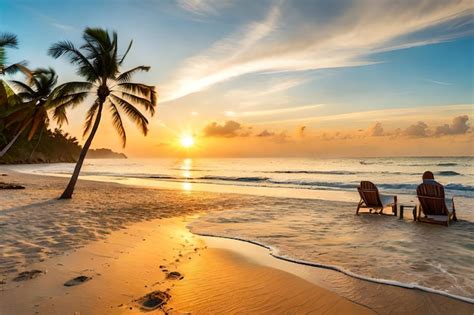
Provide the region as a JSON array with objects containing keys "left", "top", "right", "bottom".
[
  {"left": 0, "top": 68, "right": 78, "bottom": 157},
  {"left": 0, "top": 32, "right": 29, "bottom": 107},
  {"left": 0, "top": 32, "right": 28, "bottom": 76},
  {"left": 49, "top": 27, "right": 157, "bottom": 199}
]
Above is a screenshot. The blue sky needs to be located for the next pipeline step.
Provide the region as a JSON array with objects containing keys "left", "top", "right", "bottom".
[{"left": 1, "top": 0, "right": 473, "bottom": 156}]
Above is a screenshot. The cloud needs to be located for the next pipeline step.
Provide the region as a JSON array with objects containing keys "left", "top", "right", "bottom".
[
  {"left": 19, "top": 5, "right": 76, "bottom": 32},
  {"left": 256, "top": 129, "right": 290, "bottom": 142},
  {"left": 314, "top": 115, "right": 472, "bottom": 141},
  {"left": 176, "top": 0, "right": 232, "bottom": 15},
  {"left": 222, "top": 76, "right": 308, "bottom": 108},
  {"left": 230, "top": 104, "right": 322, "bottom": 118},
  {"left": 161, "top": 0, "right": 472, "bottom": 102},
  {"left": 368, "top": 122, "right": 384, "bottom": 136},
  {"left": 423, "top": 78, "right": 453, "bottom": 86},
  {"left": 403, "top": 122, "right": 429, "bottom": 137},
  {"left": 260, "top": 104, "right": 472, "bottom": 126},
  {"left": 434, "top": 115, "right": 470, "bottom": 136},
  {"left": 400, "top": 115, "right": 470, "bottom": 138},
  {"left": 202, "top": 120, "right": 245, "bottom": 137},
  {"left": 257, "top": 129, "right": 275, "bottom": 137}
]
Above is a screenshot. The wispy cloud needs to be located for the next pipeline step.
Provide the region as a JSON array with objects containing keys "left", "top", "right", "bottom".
[
  {"left": 227, "top": 104, "right": 323, "bottom": 118},
  {"left": 423, "top": 78, "right": 453, "bottom": 86},
  {"left": 176, "top": 0, "right": 232, "bottom": 15},
  {"left": 161, "top": 0, "right": 472, "bottom": 102},
  {"left": 161, "top": 3, "right": 281, "bottom": 101},
  {"left": 19, "top": 4, "right": 76, "bottom": 32},
  {"left": 258, "top": 104, "right": 473, "bottom": 125},
  {"left": 50, "top": 22, "right": 75, "bottom": 31},
  {"left": 223, "top": 76, "right": 308, "bottom": 103}
]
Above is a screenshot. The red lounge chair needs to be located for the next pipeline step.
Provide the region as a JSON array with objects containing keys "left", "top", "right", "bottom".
[
  {"left": 356, "top": 181, "right": 397, "bottom": 215},
  {"left": 416, "top": 183, "right": 455, "bottom": 226}
]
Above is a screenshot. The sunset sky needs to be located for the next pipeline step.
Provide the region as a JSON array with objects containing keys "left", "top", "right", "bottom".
[{"left": 1, "top": 0, "right": 473, "bottom": 157}]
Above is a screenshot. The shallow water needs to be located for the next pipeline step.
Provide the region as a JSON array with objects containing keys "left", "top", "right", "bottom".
[
  {"left": 6, "top": 157, "right": 474, "bottom": 299},
  {"left": 189, "top": 198, "right": 474, "bottom": 299}
]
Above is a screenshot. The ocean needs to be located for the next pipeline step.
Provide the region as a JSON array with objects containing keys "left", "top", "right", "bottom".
[{"left": 7, "top": 156, "right": 474, "bottom": 300}]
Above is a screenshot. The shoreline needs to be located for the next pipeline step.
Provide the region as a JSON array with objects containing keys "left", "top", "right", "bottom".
[
  {"left": 0, "top": 217, "right": 373, "bottom": 314},
  {"left": 196, "top": 232, "right": 474, "bottom": 305},
  {"left": 1, "top": 169, "right": 473, "bottom": 314}
]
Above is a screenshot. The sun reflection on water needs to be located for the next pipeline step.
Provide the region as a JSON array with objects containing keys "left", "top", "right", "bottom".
[{"left": 182, "top": 182, "right": 192, "bottom": 192}]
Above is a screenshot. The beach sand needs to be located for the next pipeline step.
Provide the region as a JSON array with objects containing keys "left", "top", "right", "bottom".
[{"left": 0, "top": 170, "right": 473, "bottom": 314}]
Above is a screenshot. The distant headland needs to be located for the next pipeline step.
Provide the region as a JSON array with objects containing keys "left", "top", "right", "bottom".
[{"left": 86, "top": 148, "right": 127, "bottom": 159}]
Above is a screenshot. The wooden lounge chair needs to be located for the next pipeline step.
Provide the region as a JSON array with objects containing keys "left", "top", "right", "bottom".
[
  {"left": 416, "top": 183, "right": 455, "bottom": 226},
  {"left": 356, "top": 181, "right": 397, "bottom": 215}
]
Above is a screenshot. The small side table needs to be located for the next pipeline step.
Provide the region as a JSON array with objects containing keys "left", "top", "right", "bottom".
[{"left": 399, "top": 204, "right": 417, "bottom": 220}]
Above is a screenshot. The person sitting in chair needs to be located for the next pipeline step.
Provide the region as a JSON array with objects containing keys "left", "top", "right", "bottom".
[
  {"left": 422, "top": 171, "right": 441, "bottom": 185},
  {"left": 421, "top": 171, "right": 457, "bottom": 221}
]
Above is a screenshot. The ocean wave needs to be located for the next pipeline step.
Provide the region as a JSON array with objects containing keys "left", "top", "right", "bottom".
[
  {"left": 359, "top": 161, "right": 394, "bottom": 165},
  {"left": 148, "top": 175, "right": 176, "bottom": 179},
  {"left": 139, "top": 173, "right": 474, "bottom": 195},
  {"left": 437, "top": 163, "right": 458, "bottom": 166},
  {"left": 266, "top": 180, "right": 474, "bottom": 194},
  {"left": 269, "top": 179, "right": 355, "bottom": 189},
  {"left": 199, "top": 176, "right": 269, "bottom": 182},
  {"left": 269, "top": 170, "right": 463, "bottom": 177},
  {"left": 437, "top": 171, "right": 461, "bottom": 176},
  {"left": 191, "top": 231, "right": 474, "bottom": 304},
  {"left": 170, "top": 168, "right": 211, "bottom": 172},
  {"left": 270, "top": 170, "right": 358, "bottom": 175},
  {"left": 445, "top": 183, "right": 474, "bottom": 192},
  {"left": 28, "top": 168, "right": 474, "bottom": 196}
]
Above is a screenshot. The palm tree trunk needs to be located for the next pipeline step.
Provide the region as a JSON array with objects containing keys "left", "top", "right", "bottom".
[
  {"left": 59, "top": 102, "right": 103, "bottom": 199},
  {"left": 28, "top": 127, "right": 44, "bottom": 162},
  {"left": 0, "top": 122, "right": 29, "bottom": 158}
]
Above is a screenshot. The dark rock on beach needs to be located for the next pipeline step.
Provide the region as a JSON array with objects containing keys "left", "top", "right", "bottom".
[{"left": 0, "top": 182, "right": 25, "bottom": 189}]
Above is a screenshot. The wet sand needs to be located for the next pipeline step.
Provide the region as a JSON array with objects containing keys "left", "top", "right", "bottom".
[
  {"left": 0, "top": 218, "right": 373, "bottom": 314},
  {"left": 0, "top": 170, "right": 473, "bottom": 314}
]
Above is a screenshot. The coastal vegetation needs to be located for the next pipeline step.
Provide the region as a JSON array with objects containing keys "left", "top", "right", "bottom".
[{"left": 0, "top": 29, "right": 154, "bottom": 196}]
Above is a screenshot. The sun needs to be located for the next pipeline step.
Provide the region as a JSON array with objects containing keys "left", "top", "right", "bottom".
[{"left": 180, "top": 135, "right": 195, "bottom": 148}]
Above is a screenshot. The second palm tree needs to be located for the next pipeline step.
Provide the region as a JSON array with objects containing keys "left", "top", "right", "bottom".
[{"left": 49, "top": 28, "right": 157, "bottom": 199}]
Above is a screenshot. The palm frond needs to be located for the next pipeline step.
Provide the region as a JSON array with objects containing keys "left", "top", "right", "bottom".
[
  {"left": 52, "top": 104, "right": 68, "bottom": 126},
  {"left": 6, "top": 105, "right": 34, "bottom": 127},
  {"left": 116, "top": 66, "right": 150, "bottom": 83},
  {"left": 50, "top": 92, "right": 89, "bottom": 125},
  {"left": 119, "top": 40, "right": 133, "bottom": 65},
  {"left": 51, "top": 81, "right": 92, "bottom": 98},
  {"left": 108, "top": 100, "right": 126, "bottom": 147},
  {"left": 109, "top": 94, "right": 148, "bottom": 135},
  {"left": 48, "top": 41, "right": 98, "bottom": 81},
  {"left": 83, "top": 100, "right": 99, "bottom": 137},
  {"left": 116, "top": 91, "right": 155, "bottom": 115},
  {"left": 117, "top": 82, "right": 156, "bottom": 100},
  {"left": 15, "top": 92, "right": 34, "bottom": 101},
  {"left": 0, "top": 33, "right": 18, "bottom": 49},
  {"left": 9, "top": 80, "right": 35, "bottom": 95},
  {"left": 2, "top": 61, "right": 29, "bottom": 75},
  {"left": 28, "top": 110, "right": 47, "bottom": 140}
]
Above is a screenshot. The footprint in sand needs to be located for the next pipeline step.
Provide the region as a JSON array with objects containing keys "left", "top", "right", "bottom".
[
  {"left": 166, "top": 271, "right": 184, "bottom": 280},
  {"left": 13, "top": 270, "right": 44, "bottom": 281},
  {"left": 135, "top": 290, "right": 171, "bottom": 311},
  {"left": 64, "top": 275, "right": 92, "bottom": 287}
]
